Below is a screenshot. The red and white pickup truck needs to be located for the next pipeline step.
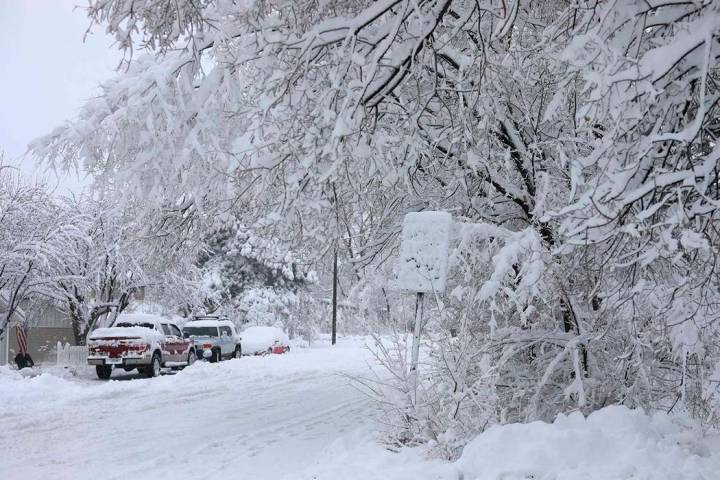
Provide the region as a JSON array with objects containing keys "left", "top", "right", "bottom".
[{"left": 87, "top": 314, "right": 196, "bottom": 380}]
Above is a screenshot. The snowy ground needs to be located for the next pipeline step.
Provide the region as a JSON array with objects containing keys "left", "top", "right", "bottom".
[
  {"left": 0, "top": 338, "right": 381, "bottom": 480},
  {"left": 2, "top": 337, "right": 719, "bottom": 480}
]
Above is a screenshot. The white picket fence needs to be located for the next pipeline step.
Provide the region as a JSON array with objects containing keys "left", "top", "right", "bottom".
[{"left": 56, "top": 342, "right": 88, "bottom": 367}]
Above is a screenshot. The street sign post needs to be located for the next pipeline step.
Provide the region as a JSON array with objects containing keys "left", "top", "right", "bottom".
[{"left": 397, "top": 211, "right": 452, "bottom": 404}]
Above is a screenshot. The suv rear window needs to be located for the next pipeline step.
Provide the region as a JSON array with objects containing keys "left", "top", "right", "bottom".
[{"left": 183, "top": 326, "right": 219, "bottom": 337}]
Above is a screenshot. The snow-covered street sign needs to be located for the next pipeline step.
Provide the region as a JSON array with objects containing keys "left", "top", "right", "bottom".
[
  {"left": 397, "top": 211, "right": 452, "bottom": 293},
  {"left": 397, "top": 211, "right": 453, "bottom": 407}
]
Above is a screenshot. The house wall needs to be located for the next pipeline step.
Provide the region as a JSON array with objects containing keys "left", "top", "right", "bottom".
[
  {"left": 9, "top": 327, "right": 76, "bottom": 365},
  {"left": 8, "top": 302, "right": 75, "bottom": 365},
  {"left": 0, "top": 331, "right": 8, "bottom": 366}
]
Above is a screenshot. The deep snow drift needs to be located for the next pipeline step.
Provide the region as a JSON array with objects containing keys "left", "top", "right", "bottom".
[
  {"left": 295, "top": 405, "right": 720, "bottom": 480},
  {"left": 1, "top": 337, "right": 718, "bottom": 480}
]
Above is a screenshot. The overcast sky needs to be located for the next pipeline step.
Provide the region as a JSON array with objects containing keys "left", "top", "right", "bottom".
[{"left": 0, "top": 0, "right": 119, "bottom": 192}]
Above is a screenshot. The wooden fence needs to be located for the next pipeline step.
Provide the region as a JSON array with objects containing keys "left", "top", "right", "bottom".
[{"left": 56, "top": 342, "right": 88, "bottom": 367}]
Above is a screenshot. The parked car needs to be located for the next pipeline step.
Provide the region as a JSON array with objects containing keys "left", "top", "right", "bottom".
[
  {"left": 87, "top": 313, "right": 196, "bottom": 380},
  {"left": 182, "top": 317, "right": 242, "bottom": 362},
  {"left": 241, "top": 326, "right": 290, "bottom": 355}
]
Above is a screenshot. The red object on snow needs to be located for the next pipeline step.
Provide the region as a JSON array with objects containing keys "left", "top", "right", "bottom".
[{"left": 15, "top": 324, "right": 28, "bottom": 354}]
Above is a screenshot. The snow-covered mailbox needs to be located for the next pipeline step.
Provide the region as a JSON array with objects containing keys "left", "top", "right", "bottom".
[{"left": 397, "top": 211, "right": 453, "bottom": 403}]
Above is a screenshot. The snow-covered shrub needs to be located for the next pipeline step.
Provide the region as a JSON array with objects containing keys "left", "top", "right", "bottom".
[
  {"left": 363, "top": 215, "right": 720, "bottom": 458},
  {"left": 361, "top": 224, "right": 555, "bottom": 457}
]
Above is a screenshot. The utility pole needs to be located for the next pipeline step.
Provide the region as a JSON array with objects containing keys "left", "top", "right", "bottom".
[{"left": 331, "top": 247, "right": 338, "bottom": 345}]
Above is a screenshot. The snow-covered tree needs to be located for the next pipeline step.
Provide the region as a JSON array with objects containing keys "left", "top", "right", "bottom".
[
  {"left": 198, "top": 220, "right": 314, "bottom": 329},
  {"left": 30, "top": 0, "right": 720, "bottom": 456},
  {"left": 49, "top": 196, "right": 202, "bottom": 344},
  {"left": 0, "top": 162, "right": 88, "bottom": 337}
]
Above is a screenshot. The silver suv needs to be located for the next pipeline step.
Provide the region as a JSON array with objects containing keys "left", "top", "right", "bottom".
[{"left": 182, "top": 317, "right": 242, "bottom": 362}]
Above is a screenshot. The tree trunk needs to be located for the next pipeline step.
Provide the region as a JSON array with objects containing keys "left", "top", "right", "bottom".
[{"left": 68, "top": 300, "right": 86, "bottom": 346}]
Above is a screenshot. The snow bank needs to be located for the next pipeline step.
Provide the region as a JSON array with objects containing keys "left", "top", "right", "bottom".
[
  {"left": 297, "top": 406, "right": 720, "bottom": 480},
  {"left": 456, "top": 406, "right": 718, "bottom": 480}
]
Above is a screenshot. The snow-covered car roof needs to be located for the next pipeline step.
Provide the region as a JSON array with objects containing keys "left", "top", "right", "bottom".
[
  {"left": 183, "top": 319, "right": 235, "bottom": 328},
  {"left": 241, "top": 326, "right": 289, "bottom": 341},
  {"left": 89, "top": 326, "right": 163, "bottom": 341}
]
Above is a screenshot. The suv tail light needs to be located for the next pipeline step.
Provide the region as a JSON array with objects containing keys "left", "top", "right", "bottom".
[{"left": 202, "top": 343, "right": 212, "bottom": 349}]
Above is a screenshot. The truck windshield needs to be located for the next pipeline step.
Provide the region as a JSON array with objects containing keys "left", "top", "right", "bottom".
[
  {"left": 115, "top": 322, "right": 155, "bottom": 329},
  {"left": 183, "top": 326, "right": 219, "bottom": 337}
]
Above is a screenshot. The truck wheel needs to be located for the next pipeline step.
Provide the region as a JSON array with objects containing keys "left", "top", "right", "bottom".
[
  {"left": 184, "top": 350, "right": 196, "bottom": 368},
  {"left": 96, "top": 365, "right": 112, "bottom": 380},
  {"left": 211, "top": 348, "right": 222, "bottom": 363},
  {"left": 145, "top": 353, "right": 161, "bottom": 378},
  {"left": 233, "top": 346, "right": 242, "bottom": 359}
]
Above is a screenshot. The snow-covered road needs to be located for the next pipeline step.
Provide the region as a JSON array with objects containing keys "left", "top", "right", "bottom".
[
  {"left": 4, "top": 338, "right": 719, "bottom": 480},
  {"left": 0, "top": 339, "right": 382, "bottom": 480}
]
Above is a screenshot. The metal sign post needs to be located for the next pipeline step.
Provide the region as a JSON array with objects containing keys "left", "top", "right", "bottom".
[{"left": 410, "top": 291, "right": 424, "bottom": 405}]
